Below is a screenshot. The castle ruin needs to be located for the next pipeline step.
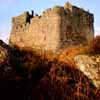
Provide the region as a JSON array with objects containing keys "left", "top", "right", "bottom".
[{"left": 9, "top": 2, "right": 94, "bottom": 52}]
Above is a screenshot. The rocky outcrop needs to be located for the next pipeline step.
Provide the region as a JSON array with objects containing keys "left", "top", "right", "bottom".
[
  {"left": 74, "top": 54, "right": 100, "bottom": 88},
  {"left": 0, "top": 45, "right": 7, "bottom": 64},
  {"left": 0, "top": 39, "right": 100, "bottom": 99},
  {"left": 0, "top": 40, "right": 15, "bottom": 79}
]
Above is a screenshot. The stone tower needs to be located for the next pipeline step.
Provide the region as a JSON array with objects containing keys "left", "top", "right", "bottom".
[{"left": 9, "top": 2, "right": 94, "bottom": 52}]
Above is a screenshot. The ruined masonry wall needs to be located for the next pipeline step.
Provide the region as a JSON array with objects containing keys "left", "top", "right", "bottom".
[
  {"left": 10, "top": 3, "right": 94, "bottom": 52},
  {"left": 25, "top": 11, "right": 61, "bottom": 51}
]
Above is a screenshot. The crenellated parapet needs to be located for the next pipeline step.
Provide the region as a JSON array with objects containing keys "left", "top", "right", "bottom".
[{"left": 11, "top": 11, "right": 34, "bottom": 34}]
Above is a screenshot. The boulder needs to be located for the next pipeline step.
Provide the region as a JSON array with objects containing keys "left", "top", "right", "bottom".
[{"left": 74, "top": 54, "right": 100, "bottom": 88}]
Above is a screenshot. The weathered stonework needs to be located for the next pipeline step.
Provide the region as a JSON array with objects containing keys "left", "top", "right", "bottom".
[{"left": 9, "top": 2, "right": 94, "bottom": 52}]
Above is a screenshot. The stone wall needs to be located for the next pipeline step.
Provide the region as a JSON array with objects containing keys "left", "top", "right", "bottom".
[
  {"left": 60, "top": 3, "right": 94, "bottom": 48},
  {"left": 9, "top": 2, "right": 94, "bottom": 52},
  {"left": 11, "top": 11, "right": 34, "bottom": 34}
]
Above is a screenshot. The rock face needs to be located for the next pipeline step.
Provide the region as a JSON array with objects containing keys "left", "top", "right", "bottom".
[
  {"left": 74, "top": 54, "right": 100, "bottom": 88},
  {"left": 0, "top": 40, "right": 15, "bottom": 79},
  {"left": 9, "top": 2, "right": 94, "bottom": 52},
  {"left": 0, "top": 46, "right": 7, "bottom": 64},
  {"left": 0, "top": 40, "right": 9, "bottom": 64}
]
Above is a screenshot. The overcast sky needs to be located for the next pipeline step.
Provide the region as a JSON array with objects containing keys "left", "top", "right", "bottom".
[{"left": 0, "top": 0, "right": 100, "bottom": 43}]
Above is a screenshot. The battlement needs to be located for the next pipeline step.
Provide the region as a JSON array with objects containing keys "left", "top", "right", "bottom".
[
  {"left": 12, "top": 2, "right": 94, "bottom": 29},
  {"left": 12, "top": 11, "right": 34, "bottom": 24},
  {"left": 10, "top": 2, "right": 94, "bottom": 52}
]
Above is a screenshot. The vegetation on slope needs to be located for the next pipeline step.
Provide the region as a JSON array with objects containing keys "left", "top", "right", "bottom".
[
  {"left": 0, "top": 36, "right": 100, "bottom": 99},
  {"left": 14, "top": 36, "right": 100, "bottom": 100}
]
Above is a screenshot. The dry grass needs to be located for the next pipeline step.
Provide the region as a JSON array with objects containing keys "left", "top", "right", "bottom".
[{"left": 11, "top": 36, "right": 100, "bottom": 99}]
